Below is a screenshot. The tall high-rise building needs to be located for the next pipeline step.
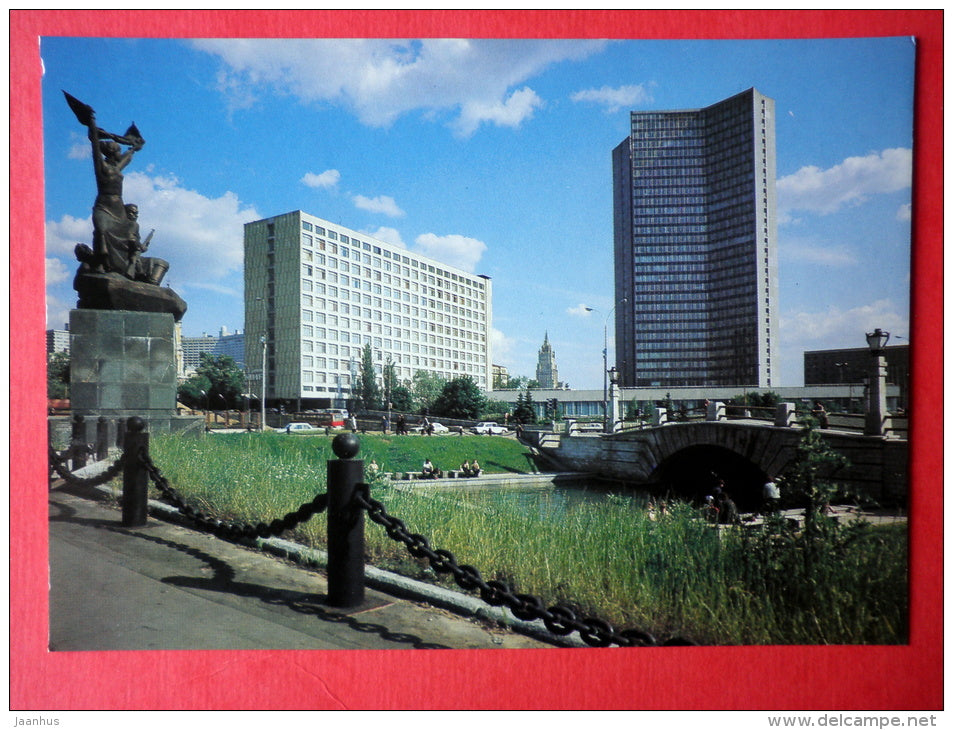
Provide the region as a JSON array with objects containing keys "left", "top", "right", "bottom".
[
  {"left": 535, "top": 332, "right": 559, "bottom": 389},
  {"left": 244, "top": 211, "right": 493, "bottom": 410},
  {"left": 612, "top": 88, "right": 778, "bottom": 387}
]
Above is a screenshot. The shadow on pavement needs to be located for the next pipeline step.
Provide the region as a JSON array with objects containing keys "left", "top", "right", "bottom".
[{"left": 49, "top": 497, "right": 450, "bottom": 650}]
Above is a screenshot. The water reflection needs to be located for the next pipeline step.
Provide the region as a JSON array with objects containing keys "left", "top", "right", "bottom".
[{"left": 441, "top": 480, "right": 651, "bottom": 521}]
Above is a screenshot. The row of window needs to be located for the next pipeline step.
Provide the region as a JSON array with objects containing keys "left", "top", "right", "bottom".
[
  {"left": 301, "top": 242, "right": 485, "bottom": 301},
  {"left": 300, "top": 269, "right": 484, "bottom": 314},
  {"left": 301, "top": 220, "right": 485, "bottom": 294},
  {"left": 299, "top": 289, "right": 486, "bottom": 326},
  {"left": 300, "top": 327, "right": 483, "bottom": 356}
]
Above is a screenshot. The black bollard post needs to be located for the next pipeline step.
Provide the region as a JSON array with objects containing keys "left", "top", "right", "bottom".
[
  {"left": 327, "top": 432, "right": 365, "bottom": 608},
  {"left": 96, "top": 416, "right": 109, "bottom": 461},
  {"left": 122, "top": 417, "right": 149, "bottom": 527},
  {"left": 70, "top": 415, "right": 87, "bottom": 471},
  {"left": 115, "top": 417, "right": 126, "bottom": 449}
]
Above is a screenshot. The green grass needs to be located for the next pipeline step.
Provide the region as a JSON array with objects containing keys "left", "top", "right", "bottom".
[{"left": 143, "top": 431, "right": 908, "bottom": 645}]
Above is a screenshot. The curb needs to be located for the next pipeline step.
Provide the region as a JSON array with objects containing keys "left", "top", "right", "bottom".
[{"left": 75, "top": 473, "right": 585, "bottom": 648}]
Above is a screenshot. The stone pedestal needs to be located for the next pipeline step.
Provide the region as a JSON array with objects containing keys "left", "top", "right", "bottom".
[{"left": 68, "top": 309, "right": 202, "bottom": 440}]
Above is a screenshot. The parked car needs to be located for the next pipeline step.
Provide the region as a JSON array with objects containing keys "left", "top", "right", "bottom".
[
  {"left": 410, "top": 421, "right": 450, "bottom": 434},
  {"left": 473, "top": 421, "right": 509, "bottom": 435},
  {"left": 285, "top": 422, "right": 320, "bottom": 434}
]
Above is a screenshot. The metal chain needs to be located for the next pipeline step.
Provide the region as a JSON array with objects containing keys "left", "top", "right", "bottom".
[
  {"left": 51, "top": 435, "right": 693, "bottom": 646},
  {"left": 48, "top": 445, "right": 125, "bottom": 488},
  {"left": 355, "top": 487, "right": 694, "bottom": 647},
  {"left": 136, "top": 448, "right": 328, "bottom": 541}
]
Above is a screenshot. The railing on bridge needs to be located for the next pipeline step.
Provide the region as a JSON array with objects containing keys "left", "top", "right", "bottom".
[
  {"left": 557, "top": 402, "right": 907, "bottom": 439},
  {"left": 49, "top": 414, "right": 693, "bottom": 648}
]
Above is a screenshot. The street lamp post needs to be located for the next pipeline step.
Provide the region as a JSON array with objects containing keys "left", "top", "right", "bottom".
[
  {"left": 864, "top": 328, "right": 890, "bottom": 435},
  {"left": 597, "top": 298, "right": 627, "bottom": 429},
  {"left": 260, "top": 335, "right": 267, "bottom": 431},
  {"left": 606, "top": 366, "right": 621, "bottom": 433}
]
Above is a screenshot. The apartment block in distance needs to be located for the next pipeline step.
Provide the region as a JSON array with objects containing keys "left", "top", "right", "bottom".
[
  {"left": 180, "top": 327, "right": 245, "bottom": 377},
  {"left": 613, "top": 88, "right": 779, "bottom": 388},
  {"left": 244, "top": 211, "right": 493, "bottom": 410}
]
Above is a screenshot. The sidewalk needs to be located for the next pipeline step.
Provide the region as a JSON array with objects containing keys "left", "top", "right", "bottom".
[{"left": 48, "top": 483, "right": 558, "bottom": 651}]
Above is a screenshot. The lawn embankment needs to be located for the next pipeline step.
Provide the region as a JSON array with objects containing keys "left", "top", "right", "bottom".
[{"left": 142, "top": 431, "right": 908, "bottom": 645}]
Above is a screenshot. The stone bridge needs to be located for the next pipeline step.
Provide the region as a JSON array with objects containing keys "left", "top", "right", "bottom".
[{"left": 529, "top": 420, "right": 908, "bottom": 510}]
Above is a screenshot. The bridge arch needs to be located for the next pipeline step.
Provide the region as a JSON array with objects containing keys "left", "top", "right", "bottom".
[{"left": 651, "top": 444, "right": 768, "bottom": 511}]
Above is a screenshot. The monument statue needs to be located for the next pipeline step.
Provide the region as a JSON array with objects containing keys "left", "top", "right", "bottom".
[{"left": 65, "top": 91, "right": 186, "bottom": 321}]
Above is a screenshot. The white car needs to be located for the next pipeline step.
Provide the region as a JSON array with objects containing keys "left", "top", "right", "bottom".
[
  {"left": 411, "top": 421, "right": 450, "bottom": 433},
  {"left": 285, "top": 422, "right": 320, "bottom": 433},
  {"left": 474, "top": 422, "right": 509, "bottom": 435}
]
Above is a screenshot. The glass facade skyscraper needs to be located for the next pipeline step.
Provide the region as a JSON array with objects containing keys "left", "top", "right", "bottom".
[{"left": 612, "top": 88, "right": 778, "bottom": 388}]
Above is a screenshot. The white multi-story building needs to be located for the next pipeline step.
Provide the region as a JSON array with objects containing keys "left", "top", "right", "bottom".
[
  {"left": 46, "top": 325, "right": 70, "bottom": 354},
  {"left": 180, "top": 327, "right": 245, "bottom": 376},
  {"left": 244, "top": 211, "right": 493, "bottom": 410}
]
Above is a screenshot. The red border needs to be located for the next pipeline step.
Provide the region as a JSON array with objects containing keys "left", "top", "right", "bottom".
[{"left": 12, "top": 10, "right": 942, "bottom": 710}]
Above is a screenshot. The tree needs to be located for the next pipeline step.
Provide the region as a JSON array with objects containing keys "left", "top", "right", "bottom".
[
  {"left": 729, "top": 390, "right": 781, "bottom": 414},
  {"left": 389, "top": 384, "right": 414, "bottom": 412},
  {"left": 178, "top": 373, "right": 212, "bottom": 410},
  {"left": 382, "top": 358, "right": 399, "bottom": 407},
  {"left": 431, "top": 376, "right": 486, "bottom": 420},
  {"left": 786, "top": 417, "right": 850, "bottom": 528},
  {"left": 482, "top": 398, "right": 511, "bottom": 419},
  {"left": 198, "top": 353, "right": 244, "bottom": 409},
  {"left": 411, "top": 370, "right": 446, "bottom": 414},
  {"left": 512, "top": 389, "right": 537, "bottom": 424},
  {"left": 47, "top": 351, "right": 70, "bottom": 399},
  {"left": 358, "top": 343, "right": 381, "bottom": 411},
  {"left": 178, "top": 353, "right": 244, "bottom": 409}
]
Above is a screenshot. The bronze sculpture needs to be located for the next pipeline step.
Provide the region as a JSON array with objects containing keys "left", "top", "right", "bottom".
[{"left": 65, "top": 91, "right": 186, "bottom": 321}]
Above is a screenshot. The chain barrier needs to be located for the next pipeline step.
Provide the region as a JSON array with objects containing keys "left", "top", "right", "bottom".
[
  {"left": 355, "top": 486, "right": 695, "bottom": 647},
  {"left": 50, "top": 432, "right": 693, "bottom": 646},
  {"left": 48, "top": 444, "right": 125, "bottom": 488},
  {"left": 136, "top": 449, "right": 329, "bottom": 542}
]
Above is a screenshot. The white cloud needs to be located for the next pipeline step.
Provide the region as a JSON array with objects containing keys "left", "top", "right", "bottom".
[
  {"left": 453, "top": 86, "right": 543, "bottom": 137},
  {"left": 567, "top": 303, "right": 595, "bottom": 317},
  {"left": 68, "top": 131, "right": 90, "bottom": 160},
  {"left": 192, "top": 38, "right": 605, "bottom": 134},
  {"left": 46, "top": 293, "right": 71, "bottom": 332},
  {"left": 352, "top": 194, "right": 405, "bottom": 217},
  {"left": 781, "top": 298, "right": 907, "bottom": 352},
  {"left": 45, "top": 257, "right": 70, "bottom": 285},
  {"left": 570, "top": 83, "right": 653, "bottom": 113},
  {"left": 364, "top": 226, "right": 406, "bottom": 248},
  {"left": 490, "top": 327, "right": 515, "bottom": 366},
  {"left": 778, "top": 299, "right": 908, "bottom": 386},
  {"left": 778, "top": 148, "right": 912, "bottom": 216},
  {"left": 301, "top": 169, "right": 340, "bottom": 189},
  {"left": 45, "top": 214, "right": 92, "bottom": 256},
  {"left": 896, "top": 203, "right": 912, "bottom": 221},
  {"left": 45, "top": 170, "right": 260, "bottom": 288},
  {"left": 413, "top": 232, "right": 487, "bottom": 273},
  {"left": 780, "top": 240, "right": 857, "bottom": 267}
]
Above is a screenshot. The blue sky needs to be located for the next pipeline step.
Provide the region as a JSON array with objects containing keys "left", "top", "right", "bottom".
[{"left": 41, "top": 36, "right": 914, "bottom": 388}]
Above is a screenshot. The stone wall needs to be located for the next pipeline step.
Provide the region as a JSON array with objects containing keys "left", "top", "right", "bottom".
[{"left": 532, "top": 422, "right": 908, "bottom": 505}]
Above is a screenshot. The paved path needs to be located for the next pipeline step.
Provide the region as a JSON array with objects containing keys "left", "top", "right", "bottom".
[{"left": 49, "top": 484, "right": 554, "bottom": 651}]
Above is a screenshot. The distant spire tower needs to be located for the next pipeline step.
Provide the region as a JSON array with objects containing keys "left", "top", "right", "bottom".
[{"left": 535, "top": 332, "right": 559, "bottom": 389}]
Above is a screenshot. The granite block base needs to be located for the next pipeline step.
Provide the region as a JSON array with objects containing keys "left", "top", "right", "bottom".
[{"left": 68, "top": 309, "right": 200, "bottom": 439}]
